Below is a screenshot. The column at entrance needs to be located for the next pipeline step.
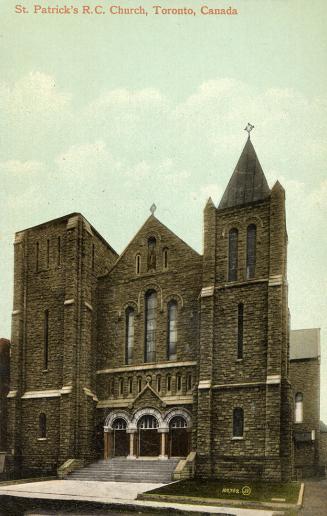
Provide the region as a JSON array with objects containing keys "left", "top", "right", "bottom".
[
  {"left": 104, "top": 429, "right": 113, "bottom": 460},
  {"left": 158, "top": 428, "right": 168, "bottom": 460},
  {"left": 127, "top": 428, "right": 137, "bottom": 459}
]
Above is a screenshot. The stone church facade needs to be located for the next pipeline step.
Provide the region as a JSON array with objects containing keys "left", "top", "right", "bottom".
[{"left": 6, "top": 137, "right": 295, "bottom": 481}]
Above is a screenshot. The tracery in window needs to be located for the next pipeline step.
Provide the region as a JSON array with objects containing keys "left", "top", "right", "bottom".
[
  {"left": 145, "top": 290, "right": 157, "bottom": 362},
  {"left": 167, "top": 300, "right": 177, "bottom": 360},
  {"left": 147, "top": 237, "right": 156, "bottom": 271},
  {"left": 113, "top": 418, "right": 127, "bottom": 430},
  {"left": 125, "top": 307, "right": 135, "bottom": 365},
  {"left": 228, "top": 228, "right": 238, "bottom": 281},
  {"left": 246, "top": 224, "right": 256, "bottom": 279}
]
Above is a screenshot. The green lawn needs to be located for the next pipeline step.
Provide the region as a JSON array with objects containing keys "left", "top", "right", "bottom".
[{"left": 141, "top": 479, "right": 301, "bottom": 504}]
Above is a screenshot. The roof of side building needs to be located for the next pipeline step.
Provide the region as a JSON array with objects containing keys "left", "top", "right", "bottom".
[{"left": 290, "top": 328, "right": 320, "bottom": 360}]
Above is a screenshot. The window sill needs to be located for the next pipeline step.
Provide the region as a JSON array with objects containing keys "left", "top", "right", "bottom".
[
  {"left": 37, "top": 438, "right": 47, "bottom": 441},
  {"left": 231, "top": 436, "right": 244, "bottom": 440},
  {"left": 236, "top": 359, "right": 243, "bottom": 362}
]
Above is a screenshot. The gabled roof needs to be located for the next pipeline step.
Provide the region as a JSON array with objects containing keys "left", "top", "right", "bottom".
[
  {"left": 218, "top": 137, "right": 271, "bottom": 209},
  {"left": 103, "top": 213, "right": 201, "bottom": 277}
]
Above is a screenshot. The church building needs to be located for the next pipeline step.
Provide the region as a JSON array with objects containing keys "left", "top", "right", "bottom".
[{"left": 6, "top": 136, "right": 296, "bottom": 481}]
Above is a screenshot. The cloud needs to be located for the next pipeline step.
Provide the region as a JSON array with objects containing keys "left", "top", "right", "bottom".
[
  {"left": 0, "top": 160, "right": 44, "bottom": 176},
  {"left": 0, "top": 72, "right": 71, "bottom": 116},
  {"left": 55, "top": 141, "right": 122, "bottom": 179}
]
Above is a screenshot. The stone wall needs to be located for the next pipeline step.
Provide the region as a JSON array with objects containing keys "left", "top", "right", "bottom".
[
  {"left": 6, "top": 181, "right": 295, "bottom": 481},
  {"left": 0, "top": 339, "right": 10, "bottom": 451},
  {"left": 96, "top": 215, "right": 202, "bottom": 415},
  {"left": 198, "top": 185, "right": 293, "bottom": 482},
  {"left": 7, "top": 213, "right": 117, "bottom": 475}
]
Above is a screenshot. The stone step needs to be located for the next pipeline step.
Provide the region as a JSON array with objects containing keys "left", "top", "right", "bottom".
[{"left": 66, "top": 457, "right": 179, "bottom": 482}]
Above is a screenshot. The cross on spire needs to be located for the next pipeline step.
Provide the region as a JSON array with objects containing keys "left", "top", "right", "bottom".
[{"left": 244, "top": 123, "right": 254, "bottom": 138}]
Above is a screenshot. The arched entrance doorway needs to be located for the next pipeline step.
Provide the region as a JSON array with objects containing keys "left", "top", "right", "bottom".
[
  {"left": 138, "top": 414, "right": 160, "bottom": 457},
  {"left": 113, "top": 418, "right": 128, "bottom": 457},
  {"left": 169, "top": 416, "right": 189, "bottom": 457}
]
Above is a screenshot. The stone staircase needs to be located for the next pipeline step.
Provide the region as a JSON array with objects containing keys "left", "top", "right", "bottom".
[{"left": 66, "top": 457, "right": 180, "bottom": 483}]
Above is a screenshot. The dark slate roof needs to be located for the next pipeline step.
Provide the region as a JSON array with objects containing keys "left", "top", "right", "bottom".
[{"left": 218, "top": 138, "right": 271, "bottom": 209}]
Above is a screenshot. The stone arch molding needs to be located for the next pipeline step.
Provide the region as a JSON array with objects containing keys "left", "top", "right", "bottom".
[
  {"left": 104, "top": 406, "right": 192, "bottom": 432},
  {"left": 163, "top": 293, "right": 184, "bottom": 310},
  {"left": 118, "top": 300, "right": 139, "bottom": 319},
  {"left": 164, "top": 408, "right": 192, "bottom": 428},
  {"left": 131, "top": 407, "right": 166, "bottom": 430},
  {"left": 138, "top": 282, "right": 163, "bottom": 312},
  {"left": 104, "top": 410, "right": 131, "bottom": 432}
]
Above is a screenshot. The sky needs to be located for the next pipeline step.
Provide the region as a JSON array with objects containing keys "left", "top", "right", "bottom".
[{"left": 1, "top": 0, "right": 327, "bottom": 418}]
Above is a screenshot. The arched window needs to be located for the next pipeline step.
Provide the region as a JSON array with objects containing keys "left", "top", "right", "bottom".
[
  {"left": 187, "top": 373, "right": 192, "bottom": 391},
  {"left": 39, "top": 413, "right": 46, "bottom": 438},
  {"left": 166, "top": 375, "right": 172, "bottom": 392},
  {"left": 138, "top": 415, "right": 159, "bottom": 429},
  {"left": 147, "top": 237, "right": 156, "bottom": 271},
  {"left": 295, "top": 393, "right": 303, "bottom": 423},
  {"left": 167, "top": 301, "right": 177, "bottom": 360},
  {"left": 176, "top": 374, "right": 182, "bottom": 392},
  {"left": 125, "top": 307, "right": 135, "bottom": 365},
  {"left": 237, "top": 303, "right": 244, "bottom": 360},
  {"left": 113, "top": 418, "right": 127, "bottom": 430},
  {"left": 128, "top": 377, "right": 133, "bottom": 394},
  {"left": 228, "top": 228, "right": 238, "bottom": 281},
  {"left": 137, "top": 377, "right": 142, "bottom": 393},
  {"left": 135, "top": 254, "right": 141, "bottom": 275},
  {"left": 233, "top": 407, "right": 244, "bottom": 437},
  {"left": 145, "top": 290, "right": 157, "bottom": 362},
  {"left": 156, "top": 375, "right": 161, "bottom": 392},
  {"left": 163, "top": 248, "right": 168, "bottom": 270},
  {"left": 170, "top": 416, "right": 187, "bottom": 429},
  {"left": 119, "top": 378, "right": 124, "bottom": 396},
  {"left": 246, "top": 224, "right": 256, "bottom": 279}
]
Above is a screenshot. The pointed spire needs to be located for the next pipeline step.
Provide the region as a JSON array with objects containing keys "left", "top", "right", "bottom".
[
  {"left": 204, "top": 197, "right": 215, "bottom": 210},
  {"left": 218, "top": 138, "right": 270, "bottom": 209}
]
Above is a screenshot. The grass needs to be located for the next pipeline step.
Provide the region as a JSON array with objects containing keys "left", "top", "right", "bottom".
[{"left": 141, "top": 479, "right": 301, "bottom": 504}]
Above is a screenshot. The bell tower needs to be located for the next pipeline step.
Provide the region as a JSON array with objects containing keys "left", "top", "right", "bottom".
[{"left": 197, "top": 131, "right": 293, "bottom": 481}]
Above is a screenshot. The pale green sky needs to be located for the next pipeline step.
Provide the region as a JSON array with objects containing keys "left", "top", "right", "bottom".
[{"left": 1, "top": 0, "right": 327, "bottom": 418}]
